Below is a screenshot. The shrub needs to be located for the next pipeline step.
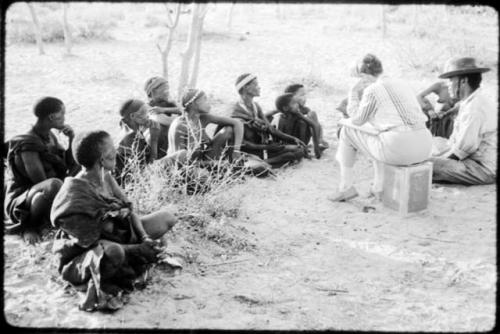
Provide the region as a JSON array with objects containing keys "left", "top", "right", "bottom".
[{"left": 119, "top": 142, "right": 255, "bottom": 253}]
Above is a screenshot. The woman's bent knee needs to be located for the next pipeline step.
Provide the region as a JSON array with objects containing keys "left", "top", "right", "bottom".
[
  {"left": 102, "top": 242, "right": 126, "bottom": 266},
  {"left": 45, "top": 178, "right": 63, "bottom": 198}
]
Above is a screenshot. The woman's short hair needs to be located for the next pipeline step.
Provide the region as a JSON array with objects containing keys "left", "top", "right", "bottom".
[
  {"left": 284, "top": 84, "right": 304, "bottom": 95},
  {"left": 359, "top": 54, "right": 383, "bottom": 76},
  {"left": 33, "top": 97, "right": 64, "bottom": 119},
  {"left": 72, "top": 130, "right": 111, "bottom": 169}
]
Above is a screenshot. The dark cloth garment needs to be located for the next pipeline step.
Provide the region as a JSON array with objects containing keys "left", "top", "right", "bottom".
[
  {"left": 427, "top": 111, "right": 456, "bottom": 139},
  {"left": 4, "top": 128, "right": 77, "bottom": 232},
  {"left": 277, "top": 111, "right": 312, "bottom": 145},
  {"left": 50, "top": 177, "right": 150, "bottom": 312},
  {"left": 229, "top": 102, "right": 272, "bottom": 159},
  {"left": 423, "top": 97, "right": 459, "bottom": 139},
  {"left": 148, "top": 99, "right": 177, "bottom": 158},
  {"left": 115, "top": 129, "right": 151, "bottom": 185}
]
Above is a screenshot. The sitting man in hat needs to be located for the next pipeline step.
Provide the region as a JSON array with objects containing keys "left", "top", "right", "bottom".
[
  {"left": 229, "top": 73, "right": 309, "bottom": 168},
  {"left": 430, "top": 57, "right": 496, "bottom": 185}
]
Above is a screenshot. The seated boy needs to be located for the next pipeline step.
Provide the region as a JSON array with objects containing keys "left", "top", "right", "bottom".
[{"left": 273, "top": 93, "right": 322, "bottom": 159}]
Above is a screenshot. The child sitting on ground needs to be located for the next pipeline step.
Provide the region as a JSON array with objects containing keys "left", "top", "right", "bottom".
[
  {"left": 266, "top": 84, "right": 329, "bottom": 151},
  {"left": 273, "top": 93, "right": 322, "bottom": 159}
]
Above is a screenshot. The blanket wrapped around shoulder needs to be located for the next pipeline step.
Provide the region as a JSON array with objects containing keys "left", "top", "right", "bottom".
[
  {"left": 50, "top": 177, "right": 145, "bottom": 312},
  {"left": 50, "top": 177, "right": 135, "bottom": 248},
  {"left": 213, "top": 102, "right": 271, "bottom": 146}
]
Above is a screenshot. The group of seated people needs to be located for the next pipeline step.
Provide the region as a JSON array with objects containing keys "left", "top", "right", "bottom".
[
  {"left": 2, "top": 73, "right": 330, "bottom": 311},
  {"left": 3, "top": 54, "right": 496, "bottom": 311}
]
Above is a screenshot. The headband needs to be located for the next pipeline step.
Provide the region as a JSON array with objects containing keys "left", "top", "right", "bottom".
[
  {"left": 182, "top": 89, "right": 204, "bottom": 108},
  {"left": 235, "top": 74, "right": 257, "bottom": 93}
]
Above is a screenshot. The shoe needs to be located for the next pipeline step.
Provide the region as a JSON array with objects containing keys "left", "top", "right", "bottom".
[
  {"left": 369, "top": 186, "right": 383, "bottom": 201},
  {"left": 328, "top": 186, "right": 359, "bottom": 202}
]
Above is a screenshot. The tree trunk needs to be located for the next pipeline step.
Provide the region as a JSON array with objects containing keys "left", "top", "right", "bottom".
[
  {"left": 188, "top": 11, "right": 206, "bottom": 88},
  {"left": 178, "top": 3, "right": 208, "bottom": 98},
  {"left": 27, "top": 3, "right": 44, "bottom": 55},
  {"left": 411, "top": 5, "right": 418, "bottom": 35},
  {"left": 62, "top": 3, "right": 72, "bottom": 55},
  {"left": 227, "top": 2, "right": 235, "bottom": 30},
  {"left": 381, "top": 5, "right": 387, "bottom": 39},
  {"left": 276, "top": 3, "right": 283, "bottom": 20},
  {"left": 158, "top": 3, "right": 181, "bottom": 80}
]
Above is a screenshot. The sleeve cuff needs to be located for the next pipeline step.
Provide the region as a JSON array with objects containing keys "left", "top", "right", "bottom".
[{"left": 450, "top": 147, "right": 469, "bottom": 160}]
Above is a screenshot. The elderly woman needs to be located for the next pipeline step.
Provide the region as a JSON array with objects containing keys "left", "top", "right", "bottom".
[
  {"left": 144, "top": 77, "right": 182, "bottom": 157},
  {"left": 4, "top": 97, "right": 79, "bottom": 244},
  {"left": 51, "top": 130, "right": 177, "bottom": 311},
  {"left": 330, "top": 55, "right": 432, "bottom": 202},
  {"left": 115, "top": 99, "right": 186, "bottom": 184},
  {"left": 168, "top": 88, "right": 244, "bottom": 162}
]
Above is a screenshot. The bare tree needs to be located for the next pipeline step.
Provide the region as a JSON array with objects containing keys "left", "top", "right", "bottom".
[
  {"left": 381, "top": 5, "right": 387, "bottom": 39},
  {"left": 62, "top": 3, "right": 72, "bottom": 55},
  {"left": 227, "top": 2, "right": 236, "bottom": 30},
  {"left": 177, "top": 3, "right": 209, "bottom": 97},
  {"left": 411, "top": 4, "right": 418, "bottom": 35},
  {"left": 27, "top": 3, "right": 44, "bottom": 55},
  {"left": 275, "top": 2, "right": 285, "bottom": 21},
  {"left": 156, "top": 3, "right": 182, "bottom": 80},
  {"left": 188, "top": 4, "right": 208, "bottom": 88}
]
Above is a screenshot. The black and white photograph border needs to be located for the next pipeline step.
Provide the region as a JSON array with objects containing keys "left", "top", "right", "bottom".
[{"left": 2, "top": 1, "right": 497, "bottom": 331}]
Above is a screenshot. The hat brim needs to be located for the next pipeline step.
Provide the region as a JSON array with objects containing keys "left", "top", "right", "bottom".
[{"left": 438, "top": 67, "right": 490, "bottom": 79}]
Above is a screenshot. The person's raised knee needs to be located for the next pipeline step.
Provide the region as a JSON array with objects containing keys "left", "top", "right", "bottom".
[
  {"left": 103, "top": 243, "right": 126, "bottom": 267},
  {"left": 222, "top": 126, "right": 234, "bottom": 141},
  {"left": 160, "top": 210, "right": 177, "bottom": 230},
  {"left": 45, "top": 178, "right": 63, "bottom": 198}
]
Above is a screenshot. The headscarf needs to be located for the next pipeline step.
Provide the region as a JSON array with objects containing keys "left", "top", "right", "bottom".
[{"left": 144, "top": 77, "right": 168, "bottom": 98}]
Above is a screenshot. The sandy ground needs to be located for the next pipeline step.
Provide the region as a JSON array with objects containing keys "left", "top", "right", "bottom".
[
  {"left": 3, "top": 3, "right": 497, "bottom": 331},
  {"left": 4, "top": 148, "right": 496, "bottom": 331}
]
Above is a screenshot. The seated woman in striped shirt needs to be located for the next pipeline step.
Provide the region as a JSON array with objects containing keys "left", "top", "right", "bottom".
[{"left": 330, "top": 55, "right": 432, "bottom": 202}]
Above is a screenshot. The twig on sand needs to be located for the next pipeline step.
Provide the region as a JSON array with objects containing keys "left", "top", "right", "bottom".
[
  {"left": 203, "top": 259, "right": 251, "bottom": 267},
  {"left": 409, "top": 233, "right": 459, "bottom": 244},
  {"left": 313, "top": 286, "right": 349, "bottom": 294}
]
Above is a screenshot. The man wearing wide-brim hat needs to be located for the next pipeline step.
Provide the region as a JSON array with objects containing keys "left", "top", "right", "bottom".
[{"left": 430, "top": 57, "right": 496, "bottom": 185}]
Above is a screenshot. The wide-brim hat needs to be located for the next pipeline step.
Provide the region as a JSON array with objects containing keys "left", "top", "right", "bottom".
[{"left": 438, "top": 57, "right": 490, "bottom": 79}]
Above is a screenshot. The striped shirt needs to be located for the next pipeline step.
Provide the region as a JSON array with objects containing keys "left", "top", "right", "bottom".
[{"left": 351, "top": 77, "right": 428, "bottom": 130}]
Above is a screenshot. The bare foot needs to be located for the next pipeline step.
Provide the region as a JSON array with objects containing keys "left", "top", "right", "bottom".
[{"left": 22, "top": 228, "right": 41, "bottom": 245}]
